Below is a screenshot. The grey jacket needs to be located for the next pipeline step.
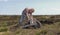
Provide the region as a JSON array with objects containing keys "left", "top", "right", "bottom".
[{"left": 20, "top": 11, "right": 34, "bottom": 25}]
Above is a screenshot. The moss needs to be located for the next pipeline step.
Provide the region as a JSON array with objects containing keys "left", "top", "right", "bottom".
[
  {"left": 36, "top": 32, "right": 40, "bottom": 35},
  {"left": 0, "top": 27, "right": 8, "bottom": 32}
]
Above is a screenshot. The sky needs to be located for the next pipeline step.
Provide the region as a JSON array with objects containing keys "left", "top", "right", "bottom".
[{"left": 0, "top": 0, "right": 60, "bottom": 15}]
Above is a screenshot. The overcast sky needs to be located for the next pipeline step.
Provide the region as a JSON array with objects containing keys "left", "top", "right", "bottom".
[{"left": 0, "top": 0, "right": 60, "bottom": 15}]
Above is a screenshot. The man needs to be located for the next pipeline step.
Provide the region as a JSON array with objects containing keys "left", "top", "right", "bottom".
[
  {"left": 19, "top": 8, "right": 42, "bottom": 28},
  {"left": 20, "top": 8, "right": 34, "bottom": 26}
]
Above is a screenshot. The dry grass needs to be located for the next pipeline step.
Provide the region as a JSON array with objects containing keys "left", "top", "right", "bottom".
[{"left": 0, "top": 15, "right": 60, "bottom": 35}]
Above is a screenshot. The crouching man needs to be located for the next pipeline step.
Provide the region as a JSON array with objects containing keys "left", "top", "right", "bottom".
[{"left": 19, "top": 8, "right": 42, "bottom": 29}]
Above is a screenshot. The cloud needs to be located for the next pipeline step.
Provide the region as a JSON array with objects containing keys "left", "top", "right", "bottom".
[
  {"left": 50, "top": 8, "right": 60, "bottom": 11},
  {"left": 40, "top": 8, "right": 60, "bottom": 15},
  {"left": 42, "top": 8, "right": 60, "bottom": 12},
  {"left": 0, "top": 0, "right": 8, "bottom": 2}
]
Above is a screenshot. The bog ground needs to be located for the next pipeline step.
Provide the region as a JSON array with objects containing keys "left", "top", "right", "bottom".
[{"left": 0, "top": 15, "right": 60, "bottom": 35}]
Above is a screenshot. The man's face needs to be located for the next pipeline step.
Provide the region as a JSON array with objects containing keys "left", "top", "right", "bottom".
[{"left": 28, "top": 9, "right": 34, "bottom": 14}]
